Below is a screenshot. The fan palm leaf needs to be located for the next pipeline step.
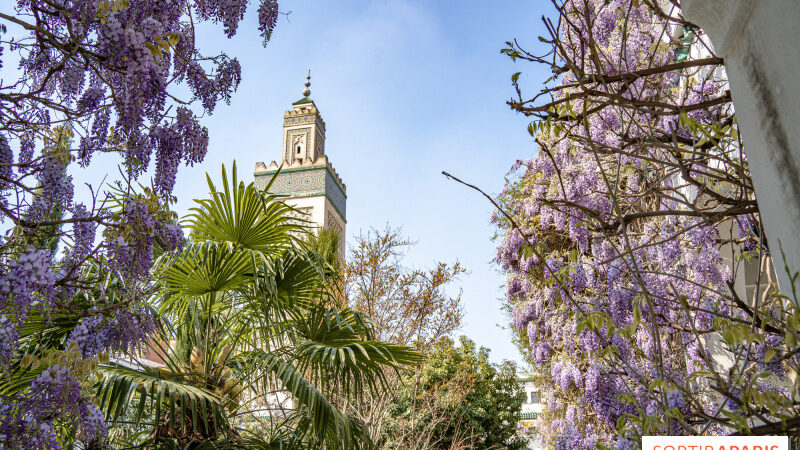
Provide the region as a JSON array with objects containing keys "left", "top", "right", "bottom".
[
  {"left": 95, "top": 363, "right": 230, "bottom": 436},
  {"left": 187, "top": 162, "right": 305, "bottom": 253}
]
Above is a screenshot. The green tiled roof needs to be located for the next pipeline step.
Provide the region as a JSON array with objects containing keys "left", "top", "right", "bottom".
[{"left": 292, "top": 97, "right": 313, "bottom": 105}]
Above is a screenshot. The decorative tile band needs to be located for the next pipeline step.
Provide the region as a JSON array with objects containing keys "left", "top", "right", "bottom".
[{"left": 255, "top": 167, "right": 346, "bottom": 219}]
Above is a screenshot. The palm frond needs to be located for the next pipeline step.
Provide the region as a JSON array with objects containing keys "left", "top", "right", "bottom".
[
  {"left": 293, "top": 306, "right": 422, "bottom": 397},
  {"left": 186, "top": 162, "right": 305, "bottom": 254},
  {"left": 96, "top": 363, "right": 230, "bottom": 438},
  {"left": 229, "top": 349, "right": 368, "bottom": 448},
  {"left": 156, "top": 241, "right": 252, "bottom": 299}
]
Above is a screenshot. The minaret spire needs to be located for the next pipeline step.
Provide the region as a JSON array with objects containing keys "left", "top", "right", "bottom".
[
  {"left": 302, "top": 70, "right": 311, "bottom": 98},
  {"left": 253, "top": 73, "right": 346, "bottom": 255}
]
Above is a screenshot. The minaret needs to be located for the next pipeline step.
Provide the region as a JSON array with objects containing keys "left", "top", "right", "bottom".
[{"left": 254, "top": 73, "right": 347, "bottom": 254}]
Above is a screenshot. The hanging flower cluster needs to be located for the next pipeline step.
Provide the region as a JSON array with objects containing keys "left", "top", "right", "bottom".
[{"left": 495, "top": 1, "right": 799, "bottom": 446}]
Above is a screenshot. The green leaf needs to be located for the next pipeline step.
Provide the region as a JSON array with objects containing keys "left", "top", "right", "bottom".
[{"left": 765, "top": 349, "right": 777, "bottom": 363}]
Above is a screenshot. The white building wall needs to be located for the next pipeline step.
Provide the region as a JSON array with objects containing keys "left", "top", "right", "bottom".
[
  {"left": 284, "top": 195, "right": 346, "bottom": 255},
  {"left": 519, "top": 377, "right": 544, "bottom": 450},
  {"left": 684, "top": 0, "right": 800, "bottom": 298},
  {"left": 285, "top": 195, "right": 326, "bottom": 229}
]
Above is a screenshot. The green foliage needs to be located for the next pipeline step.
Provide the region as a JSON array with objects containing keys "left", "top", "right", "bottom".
[
  {"left": 14, "top": 126, "right": 73, "bottom": 255},
  {"left": 305, "top": 227, "right": 342, "bottom": 276},
  {"left": 383, "top": 336, "right": 526, "bottom": 449},
  {"left": 96, "top": 162, "right": 420, "bottom": 448}
]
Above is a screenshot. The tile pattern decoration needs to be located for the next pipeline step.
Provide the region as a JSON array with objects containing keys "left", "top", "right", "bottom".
[
  {"left": 325, "top": 172, "right": 346, "bottom": 218},
  {"left": 269, "top": 169, "right": 326, "bottom": 194},
  {"left": 283, "top": 115, "right": 316, "bottom": 126},
  {"left": 254, "top": 166, "right": 346, "bottom": 220},
  {"left": 253, "top": 173, "right": 270, "bottom": 192}
]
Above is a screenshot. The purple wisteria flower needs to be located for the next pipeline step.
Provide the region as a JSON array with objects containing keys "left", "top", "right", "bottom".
[
  {"left": 1, "top": 0, "right": 281, "bottom": 445},
  {"left": 492, "top": 0, "right": 778, "bottom": 446}
]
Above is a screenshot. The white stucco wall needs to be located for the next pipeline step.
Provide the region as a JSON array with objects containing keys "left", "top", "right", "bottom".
[
  {"left": 285, "top": 195, "right": 326, "bottom": 228},
  {"left": 683, "top": 0, "right": 800, "bottom": 301},
  {"left": 285, "top": 195, "right": 346, "bottom": 255}
]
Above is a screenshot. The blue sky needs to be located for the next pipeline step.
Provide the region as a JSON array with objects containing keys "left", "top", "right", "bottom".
[
  {"left": 5, "top": 0, "right": 552, "bottom": 365},
  {"left": 181, "top": 0, "right": 553, "bottom": 365}
]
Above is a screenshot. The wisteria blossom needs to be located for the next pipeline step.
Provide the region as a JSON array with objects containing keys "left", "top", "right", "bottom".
[
  {"left": 0, "top": 0, "right": 279, "bottom": 446},
  {"left": 495, "top": 0, "right": 800, "bottom": 446}
]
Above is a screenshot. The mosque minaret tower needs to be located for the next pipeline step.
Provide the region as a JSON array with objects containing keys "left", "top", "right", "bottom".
[{"left": 254, "top": 73, "right": 347, "bottom": 253}]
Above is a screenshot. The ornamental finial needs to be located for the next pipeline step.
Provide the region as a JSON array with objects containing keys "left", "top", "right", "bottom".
[{"left": 302, "top": 70, "right": 311, "bottom": 97}]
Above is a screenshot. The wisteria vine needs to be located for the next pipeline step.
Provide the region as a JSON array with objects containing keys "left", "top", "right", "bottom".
[
  {"left": 495, "top": 0, "right": 800, "bottom": 447},
  {"left": 0, "top": 0, "right": 279, "bottom": 447}
]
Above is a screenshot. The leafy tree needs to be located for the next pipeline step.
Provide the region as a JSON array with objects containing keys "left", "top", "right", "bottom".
[
  {"left": 305, "top": 226, "right": 343, "bottom": 280},
  {"left": 320, "top": 227, "right": 466, "bottom": 444},
  {"left": 383, "top": 336, "right": 525, "bottom": 450},
  {"left": 341, "top": 227, "right": 465, "bottom": 351},
  {"left": 95, "top": 163, "right": 420, "bottom": 448}
]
